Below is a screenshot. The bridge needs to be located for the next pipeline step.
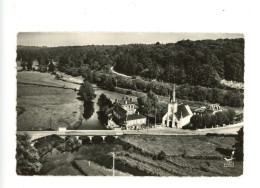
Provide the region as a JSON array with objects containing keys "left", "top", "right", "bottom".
[
  {"left": 16, "top": 122, "right": 243, "bottom": 141},
  {"left": 17, "top": 130, "right": 124, "bottom": 141}
]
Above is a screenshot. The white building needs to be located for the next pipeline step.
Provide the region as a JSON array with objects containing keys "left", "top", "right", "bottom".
[{"left": 162, "top": 84, "right": 193, "bottom": 128}]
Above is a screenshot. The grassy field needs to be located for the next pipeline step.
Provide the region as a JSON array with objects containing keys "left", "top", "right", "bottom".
[
  {"left": 117, "top": 135, "right": 243, "bottom": 176},
  {"left": 120, "top": 135, "right": 235, "bottom": 157},
  {"left": 46, "top": 165, "right": 83, "bottom": 176},
  {"left": 74, "top": 160, "right": 130, "bottom": 176},
  {"left": 17, "top": 71, "right": 81, "bottom": 89},
  {"left": 17, "top": 71, "right": 83, "bottom": 130}
]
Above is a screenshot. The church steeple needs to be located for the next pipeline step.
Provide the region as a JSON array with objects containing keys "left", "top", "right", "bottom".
[
  {"left": 172, "top": 83, "right": 176, "bottom": 103},
  {"left": 170, "top": 83, "right": 176, "bottom": 103}
]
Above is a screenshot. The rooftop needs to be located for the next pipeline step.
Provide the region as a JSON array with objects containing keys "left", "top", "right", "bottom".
[
  {"left": 126, "top": 113, "right": 146, "bottom": 121},
  {"left": 113, "top": 104, "right": 127, "bottom": 117},
  {"left": 175, "top": 104, "right": 192, "bottom": 119}
]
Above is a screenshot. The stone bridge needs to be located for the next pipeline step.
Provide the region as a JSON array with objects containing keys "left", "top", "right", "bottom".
[{"left": 17, "top": 130, "right": 124, "bottom": 141}]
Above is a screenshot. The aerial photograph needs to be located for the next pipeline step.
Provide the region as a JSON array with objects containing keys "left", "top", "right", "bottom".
[{"left": 16, "top": 32, "right": 244, "bottom": 176}]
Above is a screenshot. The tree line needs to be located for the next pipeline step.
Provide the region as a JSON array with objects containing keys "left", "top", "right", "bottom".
[
  {"left": 189, "top": 109, "right": 236, "bottom": 129},
  {"left": 81, "top": 70, "right": 243, "bottom": 108},
  {"left": 17, "top": 38, "right": 244, "bottom": 88}
]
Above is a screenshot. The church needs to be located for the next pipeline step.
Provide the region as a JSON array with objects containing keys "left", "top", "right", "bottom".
[{"left": 162, "top": 84, "right": 193, "bottom": 128}]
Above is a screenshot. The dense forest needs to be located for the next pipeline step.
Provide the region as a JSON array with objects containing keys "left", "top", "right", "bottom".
[
  {"left": 16, "top": 38, "right": 244, "bottom": 107},
  {"left": 17, "top": 38, "right": 244, "bottom": 86}
]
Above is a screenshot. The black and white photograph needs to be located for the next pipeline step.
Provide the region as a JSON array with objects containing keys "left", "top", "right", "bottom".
[
  {"left": 1, "top": 0, "right": 260, "bottom": 188},
  {"left": 16, "top": 32, "right": 244, "bottom": 176}
]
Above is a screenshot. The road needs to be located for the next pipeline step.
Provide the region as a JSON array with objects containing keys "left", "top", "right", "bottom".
[
  {"left": 17, "top": 122, "right": 243, "bottom": 140},
  {"left": 110, "top": 66, "right": 131, "bottom": 78},
  {"left": 124, "top": 122, "right": 243, "bottom": 135}
]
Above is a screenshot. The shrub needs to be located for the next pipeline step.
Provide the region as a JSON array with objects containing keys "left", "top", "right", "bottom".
[
  {"left": 92, "top": 136, "right": 103, "bottom": 144},
  {"left": 55, "top": 74, "right": 61, "bottom": 79},
  {"left": 105, "top": 136, "right": 116, "bottom": 144},
  {"left": 157, "top": 151, "right": 166, "bottom": 160},
  {"left": 123, "top": 143, "right": 132, "bottom": 150},
  {"left": 126, "top": 90, "right": 132, "bottom": 95}
]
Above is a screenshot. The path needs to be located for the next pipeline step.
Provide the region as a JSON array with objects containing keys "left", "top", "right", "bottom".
[{"left": 110, "top": 66, "right": 131, "bottom": 78}]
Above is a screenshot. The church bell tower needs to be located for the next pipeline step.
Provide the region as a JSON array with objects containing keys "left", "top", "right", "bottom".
[{"left": 166, "top": 84, "right": 178, "bottom": 127}]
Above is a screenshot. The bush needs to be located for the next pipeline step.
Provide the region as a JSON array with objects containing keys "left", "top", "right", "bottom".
[
  {"left": 55, "top": 74, "right": 61, "bottom": 79},
  {"left": 157, "top": 151, "right": 167, "bottom": 160},
  {"left": 123, "top": 143, "right": 132, "bottom": 150},
  {"left": 126, "top": 90, "right": 132, "bottom": 95},
  {"left": 105, "top": 136, "right": 116, "bottom": 144},
  {"left": 92, "top": 136, "right": 103, "bottom": 144}
]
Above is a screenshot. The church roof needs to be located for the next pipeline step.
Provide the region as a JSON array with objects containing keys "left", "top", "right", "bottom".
[{"left": 175, "top": 104, "right": 192, "bottom": 120}]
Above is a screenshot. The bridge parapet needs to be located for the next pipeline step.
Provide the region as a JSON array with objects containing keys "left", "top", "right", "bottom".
[{"left": 17, "top": 130, "right": 124, "bottom": 140}]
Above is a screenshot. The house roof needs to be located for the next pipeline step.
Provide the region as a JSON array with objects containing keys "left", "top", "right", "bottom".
[
  {"left": 117, "top": 99, "right": 135, "bottom": 105},
  {"left": 175, "top": 104, "right": 192, "bottom": 120},
  {"left": 126, "top": 113, "right": 146, "bottom": 121},
  {"left": 113, "top": 104, "right": 127, "bottom": 117}
]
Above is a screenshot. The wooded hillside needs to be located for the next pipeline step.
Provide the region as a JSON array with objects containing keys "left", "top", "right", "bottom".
[{"left": 17, "top": 38, "right": 244, "bottom": 88}]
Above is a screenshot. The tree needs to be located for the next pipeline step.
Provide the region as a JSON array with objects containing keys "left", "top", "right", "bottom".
[
  {"left": 157, "top": 150, "right": 166, "bottom": 160},
  {"left": 215, "top": 112, "right": 226, "bottom": 126},
  {"left": 190, "top": 114, "right": 203, "bottom": 129},
  {"left": 16, "top": 134, "right": 42, "bottom": 175},
  {"left": 202, "top": 113, "right": 212, "bottom": 128},
  {"left": 48, "top": 62, "right": 55, "bottom": 72},
  {"left": 233, "top": 127, "right": 243, "bottom": 161},
  {"left": 21, "top": 61, "right": 26, "bottom": 70},
  {"left": 27, "top": 61, "right": 33, "bottom": 70},
  {"left": 78, "top": 81, "right": 95, "bottom": 101},
  {"left": 103, "top": 77, "right": 115, "bottom": 91},
  {"left": 97, "top": 93, "right": 112, "bottom": 111},
  {"left": 83, "top": 101, "right": 95, "bottom": 119},
  {"left": 226, "top": 109, "right": 236, "bottom": 124}
]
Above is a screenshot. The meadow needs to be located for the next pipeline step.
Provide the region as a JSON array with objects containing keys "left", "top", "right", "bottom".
[
  {"left": 17, "top": 71, "right": 83, "bottom": 130},
  {"left": 117, "top": 135, "right": 243, "bottom": 176}
]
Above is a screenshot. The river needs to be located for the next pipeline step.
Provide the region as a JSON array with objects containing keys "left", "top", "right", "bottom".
[{"left": 77, "top": 88, "right": 137, "bottom": 130}]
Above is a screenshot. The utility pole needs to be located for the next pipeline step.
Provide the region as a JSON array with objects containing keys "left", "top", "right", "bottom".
[
  {"left": 155, "top": 108, "right": 157, "bottom": 127},
  {"left": 49, "top": 117, "right": 52, "bottom": 130},
  {"left": 147, "top": 110, "right": 149, "bottom": 134},
  {"left": 112, "top": 152, "right": 115, "bottom": 176}
]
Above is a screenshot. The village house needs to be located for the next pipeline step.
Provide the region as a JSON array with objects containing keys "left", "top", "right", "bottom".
[
  {"left": 113, "top": 97, "right": 147, "bottom": 130},
  {"left": 193, "top": 104, "right": 222, "bottom": 115}
]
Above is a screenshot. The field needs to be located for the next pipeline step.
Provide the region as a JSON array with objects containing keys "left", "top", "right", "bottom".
[
  {"left": 17, "top": 72, "right": 83, "bottom": 130},
  {"left": 46, "top": 165, "right": 83, "bottom": 176},
  {"left": 120, "top": 135, "right": 235, "bottom": 157},
  {"left": 117, "top": 135, "right": 243, "bottom": 176},
  {"left": 74, "top": 160, "right": 130, "bottom": 176}
]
